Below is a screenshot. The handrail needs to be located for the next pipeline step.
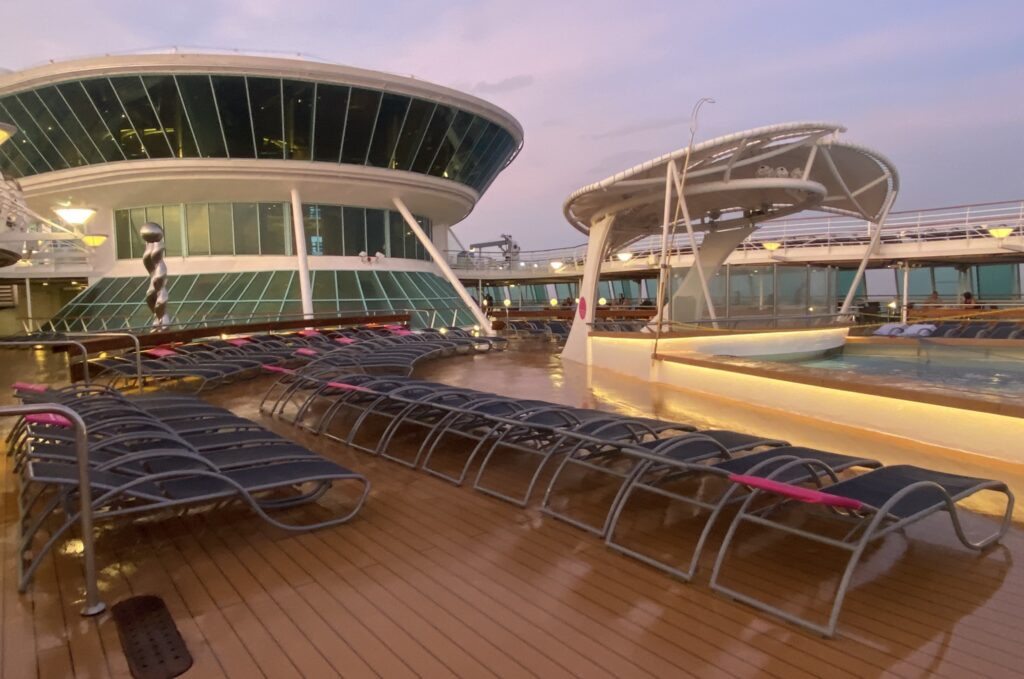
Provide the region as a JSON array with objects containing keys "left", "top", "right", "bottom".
[
  {"left": 446, "top": 198, "right": 1024, "bottom": 271},
  {"left": 0, "top": 339, "right": 92, "bottom": 383},
  {"left": 64, "top": 332, "right": 143, "bottom": 393},
  {"left": 0, "top": 403, "right": 105, "bottom": 615}
]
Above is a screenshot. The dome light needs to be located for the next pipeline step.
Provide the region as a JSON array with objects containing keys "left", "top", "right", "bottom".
[
  {"left": 616, "top": 252, "right": 633, "bottom": 263},
  {"left": 53, "top": 207, "right": 96, "bottom": 226},
  {"left": 988, "top": 225, "right": 1014, "bottom": 239},
  {"left": 550, "top": 298, "right": 558, "bottom": 306},
  {"left": 81, "top": 234, "right": 108, "bottom": 247},
  {"left": 549, "top": 261, "right": 564, "bottom": 270},
  {"left": 503, "top": 299, "right": 512, "bottom": 307},
  {"left": 598, "top": 297, "right": 607, "bottom": 305},
  {"left": 762, "top": 241, "right": 782, "bottom": 251}
]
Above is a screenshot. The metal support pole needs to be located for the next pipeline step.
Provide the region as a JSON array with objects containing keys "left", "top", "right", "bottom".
[
  {"left": 839, "top": 191, "right": 897, "bottom": 316},
  {"left": 289, "top": 188, "right": 314, "bottom": 321},
  {"left": 901, "top": 262, "right": 910, "bottom": 324},
  {"left": 24, "top": 277, "right": 33, "bottom": 333},
  {"left": 670, "top": 162, "right": 718, "bottom": 326},
  {"left": 0, "top": 403, "right": 105, "bottom": 615},
  {"left": 393, "top": 197, "right": 493, "bottom": 334}
]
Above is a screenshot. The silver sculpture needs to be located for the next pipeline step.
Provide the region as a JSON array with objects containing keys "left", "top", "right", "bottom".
[{"left": 139, "top": 222, "right": 171, "bottom": 329}]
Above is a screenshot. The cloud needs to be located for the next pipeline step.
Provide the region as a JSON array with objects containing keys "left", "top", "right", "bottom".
[{"left": 472, "top": 74, "right": 534, "bottom": 95}]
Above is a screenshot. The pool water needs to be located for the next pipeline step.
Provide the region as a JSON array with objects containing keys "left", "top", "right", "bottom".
[{"left": 785, "top": 351, "right": 1024, "bottom": 399}]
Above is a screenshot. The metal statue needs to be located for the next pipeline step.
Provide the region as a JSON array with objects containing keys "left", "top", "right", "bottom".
[{"left": 139, "top": 222, "right": 171, "bottom": 328}]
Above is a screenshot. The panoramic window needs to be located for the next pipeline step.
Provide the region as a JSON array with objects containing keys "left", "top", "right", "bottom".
[{"left": 212, "top": 76, "right": 256, "bottom": 158}]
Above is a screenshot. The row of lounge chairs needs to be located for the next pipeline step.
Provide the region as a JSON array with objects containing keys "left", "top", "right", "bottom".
[
  {"left": 873, "top": 320, "right": 1024, "bottom": 339},
  {"left": 7, "top": 381, "right": 370, "bottom": 592},
  {"left": 258, "top": 365, "right": 1014, "bottom": 637},
  {"left": 505, "top": 320, "right": 571, "bottom": 340},
  {"left": 87, "top": 324, "right": 505, "bottom": 391}
]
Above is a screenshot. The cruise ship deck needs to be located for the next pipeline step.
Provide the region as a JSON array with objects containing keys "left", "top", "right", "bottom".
[{"left": 2, "top": 345, "right": 1022, "bottom": 678}]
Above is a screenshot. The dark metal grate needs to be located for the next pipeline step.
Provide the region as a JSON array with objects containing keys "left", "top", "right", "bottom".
[{"left": 112, "top": 595, "right": 193, "bottom": 679}]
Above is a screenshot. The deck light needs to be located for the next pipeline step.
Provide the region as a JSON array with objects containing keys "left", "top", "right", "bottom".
[
  {"left": 473, "top": 324, "right": 480, "bottom": 331},
  {"left": 887, "top": 300, "right": 898, "bottom": 309},
  {"left": 762, "top": 241, "right": 782, "bottom": 251},
  {"left": 550, "top": 261, "right": 564, "bottom": 270},
  {"left": 616, "top": 252, "right": 633, "bottom": 262},
  {"left": 598, "top": 297, "right": 607, "bottom": 305},
  {"left": 988, "top": 225, "right": 1014, "bottom": 239},
  {"left": 15, "top": 259, "right": 31, "bottom": 267},
  {"left": 503, "top": 299, "right": 511, "bottom": 307},
  {"left": 550, "top": 298, "right": 558, "bottom": 306},
  {"left": 438, "top": 327, "right": 448, "bottom": 334}
]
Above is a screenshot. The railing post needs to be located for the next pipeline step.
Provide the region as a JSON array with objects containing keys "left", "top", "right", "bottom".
[{"left": 0, "top": 403, "right": 105, "bottom": 616}]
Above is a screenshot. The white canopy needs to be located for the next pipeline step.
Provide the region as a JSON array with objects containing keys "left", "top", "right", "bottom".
[{"left": 563, "top": 122, "right": 898, "bottom": 252}]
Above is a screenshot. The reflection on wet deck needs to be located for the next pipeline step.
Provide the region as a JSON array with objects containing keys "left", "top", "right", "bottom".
[{"left": 2, "top": 345, "right": 1023, "bottom": 678}]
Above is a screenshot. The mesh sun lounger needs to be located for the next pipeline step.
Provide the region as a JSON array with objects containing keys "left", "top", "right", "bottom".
[
  {"left": 540, "top": 429, "right": 791, "bottom": 535},
  {"left": 18, "top": 454, "right": 369, "bottom": 591},
  {"left": 709, "top": 462, "right": 1014, "bottom": 637},
  {"left": 602, "top": 446, "right": 881, "bottom": 580}
]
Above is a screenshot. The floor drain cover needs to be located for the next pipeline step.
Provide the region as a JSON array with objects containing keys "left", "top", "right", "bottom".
[{"left": 112, "top": 595, "right": 193, "bottom": 679}]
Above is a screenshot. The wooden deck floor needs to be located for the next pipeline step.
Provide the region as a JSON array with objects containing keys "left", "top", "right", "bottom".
[{"left": 3, "top": 345, "right": 1024, "bottom": 678}]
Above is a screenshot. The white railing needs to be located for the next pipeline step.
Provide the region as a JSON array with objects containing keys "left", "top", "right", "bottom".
[{"left": 448, "top": 199, "right": 1024, "bottom": 272}]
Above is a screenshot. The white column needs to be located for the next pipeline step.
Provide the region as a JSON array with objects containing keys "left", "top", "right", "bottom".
[
  {"left": 289, "top": 188, "right": 313, "bottom": 321},
  {"left": 24, "top": 277, "right": 32, "bottom": 333},
  {"left": 393, "top": 197, "right": 493, "bottom": 334},
  {"left": 561, "top": 214, "right": 614, "bottom": 364},
  {"left": 900, "top": 262, "right": 910, "bottom": 323}
]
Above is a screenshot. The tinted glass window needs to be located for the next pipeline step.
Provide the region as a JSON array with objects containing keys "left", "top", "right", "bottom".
[
  {"left": 342, "top": 207, "right": 366, "bottom": 255},
  {"left": 140, "top": 76, "right": 198, "bottom": 159},
  {"left": 336, "top": 271, "right": 360, "bottom": 300},
  {"left": 473, "top": 132, "right": 516, "bottom": 190},
  {"left": 388, "top": 211, "right": 405, "bottom": 258},
  {"left": 36, "top": 87, "right": 105, "bottom": 165},
  {"left": 339, "top": 88, "right": 381, "bottom": 164},
  {"left": 366, "top": 209, "right": 386, "bottom": 255},
  {"left": 429, "top": 110, "right": 472, "bottom": 176},
  {"left": 115, "top": 209, "right": 132, "bottom": 259},
  {"left": 109, "top": 76, "right": 173, "bottom": 158},
  {"left": 17, "top": 92, "right": 88, "bottom": 167},
  {"left": 211, "top": 76, "right": 255, "bottom": 158},
  {"left": 445, "top": 115, "right": 487, "bottom": 182},
  {"left": 366, "top": 93, "right": 409, "bottom": 168},
  {"left": 81, "top": 78, "right": 147, "bottom": 159},
  {"left": 247, "top": 77, "right": 283, "bottom": 159},
  {"left": 0, "top": 141, "right": 35, "bottom": 176},
  {"left": 311, "top": 270, "right": 336, "bottom": 299},
  {"left": 282, "top": 80, "right": 314, "bottom": 160},
  {"left": 459, "top": 122, "right": 498, "bottom": 187},
  {"left": 209, "top": 203, "right": 234, "bottom": 255},
  {"left": 357, "top": 270, "right": 386, "bottom": 299},
  {"left": 185, "top": 203, "right": 211, "bottom": 255},
  {"left": 163, "top": 204, "right": 183, "bottom": 257},
  {"left": 175, "top": 76, "right": 227, "bottom": 158},
  {"left": 319, "top": 204, "right": 343, "bottom": 256},
  {"left": 311, "top": 84, "right": 347, "bottom": 162},
  {"left": 0, "top": 147, "right": 22, "bottom": 178},
  {"left": 232, "top": 203, "right": 260, "bottom": 255},
  {"left": 391, "top": 100, "right": 434, "bottom": 171},
  {"left": 411, "top": 105, "right": 454, "bottom": 173},
  {"left": 0, "top": 100, "right": 58, "bottom": 171},
  {"left": 259, "top": 203, "right": 290, "bottom": 254}
]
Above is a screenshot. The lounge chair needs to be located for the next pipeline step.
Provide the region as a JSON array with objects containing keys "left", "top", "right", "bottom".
[{"left": 709, "top": 462, "right": 1014, "bottom": 637}]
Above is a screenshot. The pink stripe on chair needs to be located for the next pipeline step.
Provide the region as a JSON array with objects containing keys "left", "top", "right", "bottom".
[
  {"left": 261, "top": 365, "right": 294, "bottom": 374},
  {"left": 144, "top": 347, "right": 178, "bottom": 358},
  {"left": 25, "top": 413, "right": 73, "bottom": 428},
  {"left": 226, "top": 338, "right": 252, "bottom": 346},
  {"left": 298, "top": 329, "right": 321, "bottom": 337},
  {"left": 334, "top": 337, "right": 357, "bottom": 345},
  {"left": 12, "top": 382, "right": 49, "bottom": 393},
  {"left": 294, "top": 348, "right": 320, "bottom": 357},
  {"left": 326, "top": 381, "right": 374, "bottom": 393},
  {"left": 728, "top": 473, "right": 864, "bottom": 510}
]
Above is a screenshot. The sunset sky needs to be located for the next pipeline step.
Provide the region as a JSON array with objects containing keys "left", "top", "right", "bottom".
[{"left": 4, "top": 0, "right": 1022, "bottom": 248}]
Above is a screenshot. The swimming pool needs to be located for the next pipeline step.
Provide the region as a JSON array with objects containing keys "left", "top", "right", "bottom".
[{"left": 768, "top": 347, "right": 1024, "bottom": 400}]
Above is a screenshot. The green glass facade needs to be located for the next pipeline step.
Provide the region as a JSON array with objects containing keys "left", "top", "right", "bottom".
[
  {"left": 114, "top": 202, "right": 432, "bottom": 261},
  {"left": 0, "top": 74, "right": 519, "bottom": 193},
  {"left": 44, "top": 269, "right": 475, "bottom": 332}
]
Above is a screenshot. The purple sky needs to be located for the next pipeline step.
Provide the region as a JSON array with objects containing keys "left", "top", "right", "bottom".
[{"left": 4, "top": 0, "right": 1022, "bottom": 249}]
